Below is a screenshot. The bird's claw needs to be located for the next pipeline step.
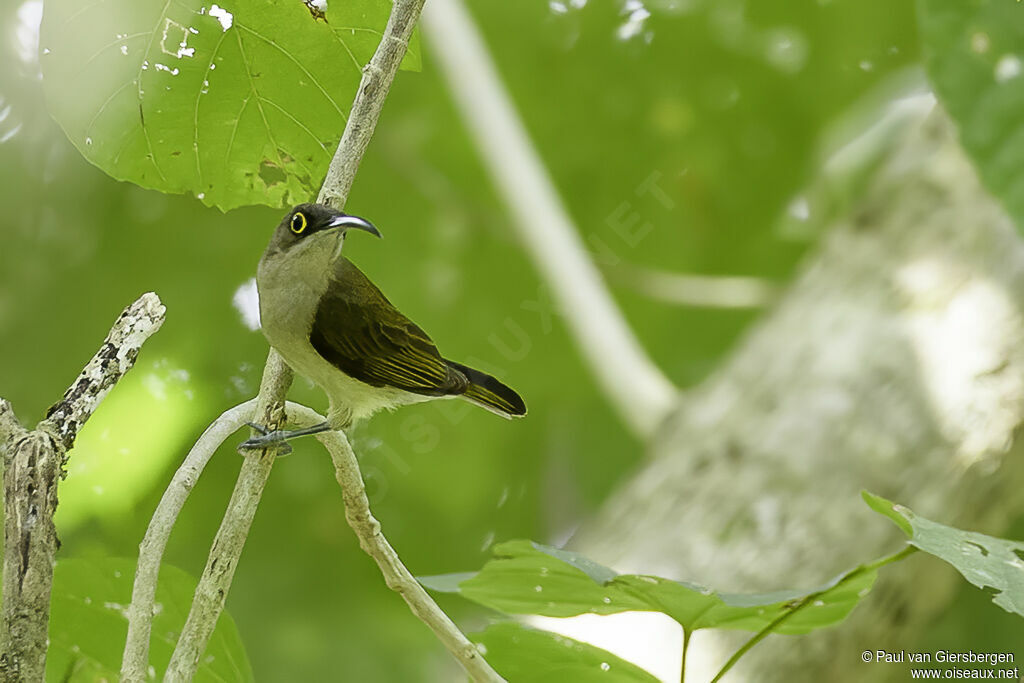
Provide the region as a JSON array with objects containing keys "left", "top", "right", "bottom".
[
  {"left": 245, "top": 421, "right": 270, "bottom": 436},
  {"left": 238, "top": 424, "right": 293, "bottom": 456}
]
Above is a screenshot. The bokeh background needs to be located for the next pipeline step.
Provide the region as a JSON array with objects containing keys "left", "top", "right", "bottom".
[{"left": 1, "top": 0, "right": 1022, "bottom": 680}]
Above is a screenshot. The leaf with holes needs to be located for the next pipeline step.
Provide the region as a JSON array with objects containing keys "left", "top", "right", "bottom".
[
  {"left": 472, "top": 623, "right": 660, "bottom": 683},
  {"left": 40, "top": 0, "right": 420, "bottom": 211},
  {"left": 864, "top": 491, "right": 1024, "bottom": 618},
  {"left": 419, "top": 539, "right": 885, "bottom": 635},
  {"left": 46, "top": 557, "right": 252, "bottom": 682},
  {"left": 918, "top": 0, "right": 1024, "bottom": 228}
]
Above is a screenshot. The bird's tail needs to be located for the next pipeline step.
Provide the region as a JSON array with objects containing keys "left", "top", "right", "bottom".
[{"left": 445, "top": 360, "right": 527, "bottom": 418}]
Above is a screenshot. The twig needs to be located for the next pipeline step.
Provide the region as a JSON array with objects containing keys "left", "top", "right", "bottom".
[
  {"left": 0, "top": 293, "right": 165, "bottom": 682},
  {"left": 317, "top": 0, "right": 425, "bottom": 207},
  {"left": 41, "top": 293, "right": 167, "bottom": 450},
  {"left": 125, "top": 398, "right": 502, "bottom": 682},
  {"left": 163, "top": 354, "right": 291, "bottom": 681},
  {"left": 120, "top": 399, "right": 257, "bottom": 681},
  {"left": 162, "top": 0, "right": 427, "bottom": 679},
  {"left": 422, "top": 0, "right": 677, "bottom": 439},
  {"left": 311, "top": 420, "right": 505, "bottom": 682}
]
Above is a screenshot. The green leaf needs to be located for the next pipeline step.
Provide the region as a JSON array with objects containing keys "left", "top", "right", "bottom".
[
  {"left": 47, "top": 557, "right": 253, "bottom": 682},
  {"left": 425, "top": 540, "right": 650, "bottom": 618},
  {"left": 421, "top": 539, "right": 888, "bottom": 635},
  {"left": 611, "top": 571, "right": 879, "bottom": 636},
  {"left": 862, "top": 490, "right": 914, "bottom": 537},
  {"left": 40, "top": 0, "right": 420, "bottom": 211},
  {"left": 471, "top": 623, "right": 659, "bottom": 683},
  {"left": 918, "top": 0, "right": 1024, "bottom": 227},
  {"left": 865, "top": 491, "right": 1024, "bottom": 618}
]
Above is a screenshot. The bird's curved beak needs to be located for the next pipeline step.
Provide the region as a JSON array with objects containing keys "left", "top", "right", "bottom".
[{"left": 328, "top": 214, "right": 382, "bottom": 238}]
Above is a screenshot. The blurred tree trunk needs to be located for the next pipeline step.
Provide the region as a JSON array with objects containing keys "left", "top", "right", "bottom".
[{"left": 572, "top": 107, "right": 1024, "bottom": 682}]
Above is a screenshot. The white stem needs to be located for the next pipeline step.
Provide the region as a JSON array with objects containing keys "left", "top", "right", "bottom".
[
  {"left": 317, "top": 0, "right": 426, "bottom": 207},
  {"left": 159, "top": 0, "right": 434, "bottom": 678},
  {"left": 122, "top": 397, "right": 503, "bottom": 682},
  {"left": 422, "top": 0, "right": 677, "bottom": 438},
  {"left": 302, "top": 411, "right": 505, "bottom": 683},
  {"left": 163, "top": 354, "right": 292, "bottom": 681},
  {"left": 120, "top": 399, "right": 256, "bottom": 682}
]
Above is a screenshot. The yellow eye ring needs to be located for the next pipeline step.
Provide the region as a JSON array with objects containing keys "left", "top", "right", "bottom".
[{"left": 291, "top": 212, "right": 307, "bottom": 234}]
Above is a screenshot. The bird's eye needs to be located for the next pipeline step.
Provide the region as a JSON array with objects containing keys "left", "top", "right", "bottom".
[{"left": 291, "top": 212, "right": 307, "bottom": 234}]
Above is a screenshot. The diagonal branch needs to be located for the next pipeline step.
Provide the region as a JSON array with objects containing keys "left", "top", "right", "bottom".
[
  {"left": 120, "top": 399, "right": 257, "bottom": 681},
  {"left": 123, "top": 397, "right": 502, "bottom": 682},
  {"left": 310, "top": 416, "right": 504, "bottom": 682},
  {"left": 1, "top": 293, "right": 165, "bottom": 683},
  {"left": 161, "top": 1, "right": 432, "bottom": 680},
  {"left": 422, "top": 0, "right": 677, "bottom": 439},
  {"left": 163, "top": 353, "right": 292, "bottom": 681},
  {"left": 41, "top": 293, "right": 167, "bottom": 450},
  {"left": 317, "top": 0, "right": 425, "bottom": 208}
]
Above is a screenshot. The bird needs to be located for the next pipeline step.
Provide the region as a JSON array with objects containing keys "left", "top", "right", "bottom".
[{"left": 239, "top": 203, "right": 526, "bottom": 453}]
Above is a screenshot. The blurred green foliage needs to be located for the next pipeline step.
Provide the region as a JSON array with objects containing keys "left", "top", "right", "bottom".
[
  {"left": 0, "top": 0, "right": 1019, "bottom": 679},
  {"left": 918, "top": 0, "right": 1024, "bottom": 229},
  {"left": 48, "top": 558, "right": 253, "bottom": 682}
]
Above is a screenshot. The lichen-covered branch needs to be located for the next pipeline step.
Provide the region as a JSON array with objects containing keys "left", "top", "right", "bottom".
[
  {"left": 0, "top": 401, "right": 24, "bottom": 447},
  {"left": 163, "top": 1, "right": 428, "bottom": 679},
  {"left": 0, "top": 293, "right": 164, "bottom": 683},
  {"left": 42, "top": 293, "right": 166, "bottom": 450}
]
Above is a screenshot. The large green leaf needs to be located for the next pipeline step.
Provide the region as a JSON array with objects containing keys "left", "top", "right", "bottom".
[
  {"left": 918, "top": 0, "right": 1024, "bottom": 227},
  {"left": 40, "top": 0, "right": 420, "bottom": 211},
  {"left": 865, "top": 491, "right": 1024, "bottom": 618},
  {"left": 47, "top": 558, "right": 253, "bottom": 682},
  {"left": 419, "top": 540, "right": 884, "bottom": 635},
  {"left": 472, "top": 623, "right": 659, "bottom": 683}
]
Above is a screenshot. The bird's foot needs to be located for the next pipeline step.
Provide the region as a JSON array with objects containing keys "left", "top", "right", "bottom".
[{"left": 237, "top": 422, "right": 293, "bottom": 456}]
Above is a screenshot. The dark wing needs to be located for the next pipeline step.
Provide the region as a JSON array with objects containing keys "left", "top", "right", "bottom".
[{"left": 310, "top": 257, "right": 468, "bottom": 396}]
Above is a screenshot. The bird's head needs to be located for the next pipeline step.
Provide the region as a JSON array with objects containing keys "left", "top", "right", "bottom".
[{"left": 266, "top": 203, "right": 381, "bottom": 258}]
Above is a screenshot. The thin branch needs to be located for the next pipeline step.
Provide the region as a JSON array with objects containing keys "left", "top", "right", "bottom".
[
  {"left": 163, "top": 0, "right": 427, "bottom": 678},
  {"left": 120, "top": 399, "right": 257, "bottom": 681},
  {"left": 241, "top": 403, "right": 503, "bottom": 681},
  {"left": 124, "top": 398, "right": 502, "bottom": 682},
  {"left": 317, "top": 0, "right": 426, "bottom": 207},
  {"left": 422, "top": 0, "right": 677, "bottom": 439},
  {"left": 42, "top": 292, "right": 167, "bottom": 450},
  {"left": 164, "top": 353, "right": 292, "bottom": 681},
  {"left": 1, "top": 293, "right": 165, "bottom": 682},
  {"left": 310, "top": 419, "right": 505, "bottom": 682}
]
